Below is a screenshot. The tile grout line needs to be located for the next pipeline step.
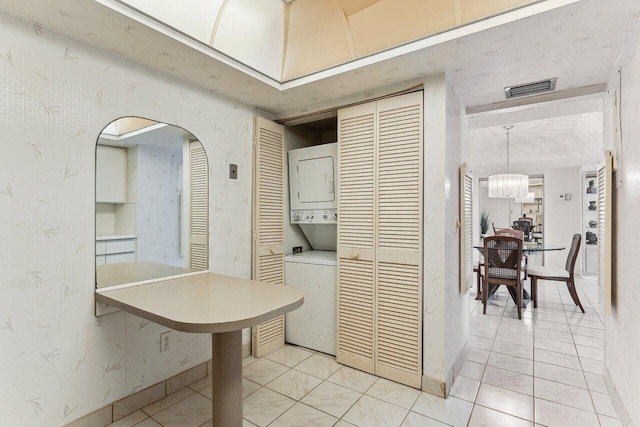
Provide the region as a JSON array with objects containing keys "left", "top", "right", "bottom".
[
  {"left": 257, "top": 352, "right": 384, "bottom": 426},
  {"left": 532, "top": 277, "right": 538, "bottom": 426},
  {"left": 536, "top": 279, "right": 608, "bottom": 420},
  {"left": 474, "top": 288, "right": 529, "bottom": 425},
  {"left": 469, "top": 277, "right": 618, "bottom": 426},
  {"left": 566, "top": 279, "right": 606, "bottom": 420},
  {"left": 533, "top": 281, "right": 567, "bottom": 424}
]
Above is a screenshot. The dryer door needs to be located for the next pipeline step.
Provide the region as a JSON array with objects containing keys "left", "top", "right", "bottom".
[
  {"left": 297, "top": 156, "right": 335, "bottom": 203},
  {"left": 288, "top": 142, "right": 337, "bottom": 212}
]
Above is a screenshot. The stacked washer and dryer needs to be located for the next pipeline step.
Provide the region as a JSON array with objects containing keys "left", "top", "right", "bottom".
[{"left": 285, "top": 142, "right": 338, "bottom": 356}]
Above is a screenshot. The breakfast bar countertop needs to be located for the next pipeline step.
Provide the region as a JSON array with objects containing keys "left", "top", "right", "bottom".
[{"left": 95, "top": 270, "right": 304, "bottom": 333}]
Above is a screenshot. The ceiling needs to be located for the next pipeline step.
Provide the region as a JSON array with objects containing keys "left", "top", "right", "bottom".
[
  {"left": 0, "top": 0, "right": 628, "bottom": 172},
  {"left": 469, "top": 111, "right": 603, "bottom": 173},
  {"left": 0, "top": 0, "right": 638, "bottom": 117}
]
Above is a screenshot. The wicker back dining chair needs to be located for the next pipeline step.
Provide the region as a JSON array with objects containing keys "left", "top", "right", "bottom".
[
  {"left": 527, "top": 234, "right": 584, "bottom": 313},
  {"left": 482, "top": 235, "right": 525, "bottom": 319}
]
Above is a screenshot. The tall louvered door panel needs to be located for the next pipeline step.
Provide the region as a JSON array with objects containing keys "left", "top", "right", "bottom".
[
  {"left": 375, "top": 92, "right": 423, "bottom": 388},
  {"left": 251, "top": 117, "right": 286, "bottom": 357},
  {"left": 597, "top": 153, "right": 612, "bottom": 315},
  {"left": 189, "top": 141, "right": 209, "bottom": 270},
  {"left": 337, "top": 102, "right": 377, "bottom": 373},
  {"left": 460, "top": 165, "right": 473, "bottom": 293}
]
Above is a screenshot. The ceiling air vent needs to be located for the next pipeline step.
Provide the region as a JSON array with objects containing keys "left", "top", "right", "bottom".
[{"left": 504, "top": 78, "right": 557, "bottom": 99}]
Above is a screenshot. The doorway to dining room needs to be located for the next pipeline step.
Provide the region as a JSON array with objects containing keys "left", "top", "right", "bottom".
[{"left": 456, "top": 95, "right": 620, "bottom": 425}]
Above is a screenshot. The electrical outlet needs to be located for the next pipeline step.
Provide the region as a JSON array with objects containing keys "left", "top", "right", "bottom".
[{"left": 160, "top": 331, "right": 172, "bottom": 353}]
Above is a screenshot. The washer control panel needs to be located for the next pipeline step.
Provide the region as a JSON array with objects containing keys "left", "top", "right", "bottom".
[{"left": 291, "top": 209, "right": 337, "bottom": 224}]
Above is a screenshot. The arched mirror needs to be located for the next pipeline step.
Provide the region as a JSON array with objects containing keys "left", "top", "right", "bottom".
[{"left": 95, "top": 117, "right": 208, "bottom": 289}]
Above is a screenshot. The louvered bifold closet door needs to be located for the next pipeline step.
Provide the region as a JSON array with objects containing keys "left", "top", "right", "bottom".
[
  {"left": 337, "top": 102, "right": 377, "bottom": 373},
  {"left": 460, "top": 165, "right": 473, "bottom": 293},
  {"left": 189, "top": 141, "right": 209, "bottom": 270},
  {"left": 375, "top": 92, "right": 423, "bottom": 388},
  {"left": 252, "top": 117, "right": 286, "bottom": 357},
  {"left": 597, "top": 153, "right": 612, "bottom": 315}
]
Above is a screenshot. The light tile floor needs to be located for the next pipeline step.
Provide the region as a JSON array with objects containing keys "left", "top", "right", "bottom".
[{"left": 113, "top": 276, "right": 620, "bottom": 427}]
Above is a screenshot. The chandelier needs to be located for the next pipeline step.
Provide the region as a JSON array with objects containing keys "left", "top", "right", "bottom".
[{"left": 488, "top": 125, "right": 529, "bottom": 198}]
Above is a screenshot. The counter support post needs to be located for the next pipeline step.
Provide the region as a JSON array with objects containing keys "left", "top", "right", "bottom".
[{"left": 211, "top": 330, "right": 242, "bottom": 427}]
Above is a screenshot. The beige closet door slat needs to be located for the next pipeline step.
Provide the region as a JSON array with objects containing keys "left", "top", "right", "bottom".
[
  {"left": 597, "top": 152, "right": 612, "bottom": 315},
  {"left": 252, "top": 117, "right": 286, "bottom": 357},
  {"left": 189, "top": 141, "right": 209, "bottom": 270},
  {"left": 460, "top": 165, "right": 473, "bottom": 293},
  {"left": 337, "top": 102, "right": 376, "bottom": 373},
  {"left": 375, "top": 92, "right": 423, "bottom": 388}
]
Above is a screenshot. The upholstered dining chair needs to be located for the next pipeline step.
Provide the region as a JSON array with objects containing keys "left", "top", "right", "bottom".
[
  {"left": 482, "top": 235, "right": 525, "bottom": 319},
  {"left": 527, "top": 233, "right": 584, "bottom": 313}
]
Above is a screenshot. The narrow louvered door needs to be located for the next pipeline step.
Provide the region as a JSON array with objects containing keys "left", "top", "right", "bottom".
[
  {"left": 337, "top": 102, "right": 377, "bottom": 373},
  {"left": 597, "top": 152, "right": 612, "bottom": 315},
  {"left": 375, "top": 92, "right": 423, "bottom": 388},
  {"left": 460, "top": 164, "right": 473, "bottom": 293},
  {"left": 189, "top": 141, "right": 209, "bottom": 270},
  {"left": 252, "top": 117, "right": 286, "bottom": 357}
]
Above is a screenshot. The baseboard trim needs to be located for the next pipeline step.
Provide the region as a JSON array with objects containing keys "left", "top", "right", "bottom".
[
  {"left": 65, "top": 358, "right": 212, "bottom": 427},
  {"left": 450, "top": 340, "right": 470, "bottom": 386},
  {"left": 604, "top": 368, "right": 634, "bottom": 427},
  {"left": 421, "top": 339, "right": 469, "bottom": 399},
  {"left": 421, "top": 374, "right": 447, "bottom": 398}
]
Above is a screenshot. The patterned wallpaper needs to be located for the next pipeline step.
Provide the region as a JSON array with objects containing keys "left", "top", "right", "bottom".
[
  {"left": 134, "top": 143, "right": 184, "bottom": 267},
  {"left": 0, "top": 13, "right": 254, "bottom": 426}
]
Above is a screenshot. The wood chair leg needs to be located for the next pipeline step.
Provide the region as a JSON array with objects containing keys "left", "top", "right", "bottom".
[
  {"left": 482, "top": 277, "right": 488, "bottom": 315},
  {"left": 475, "top": 269, "right": 482, "bottom": 301},
  {"left": 531, "top": 277, "right": 537, "bottom": 309},
  {"left": 566, "top": 279, "right": 585, "bottom": 313},
  {"left": 517, "top": 283, "right": 522, "bottom": 319}
]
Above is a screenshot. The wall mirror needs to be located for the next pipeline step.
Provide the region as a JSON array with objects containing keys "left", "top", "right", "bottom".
[
  {"left": 518, "top": 176, "right": 544, "bottom": 243},
  {"left": 478, "top": 175, "right": 544, "bottom": 241},
  {"left": 95, "top": 117, "right": 209, "bottom": 290}
]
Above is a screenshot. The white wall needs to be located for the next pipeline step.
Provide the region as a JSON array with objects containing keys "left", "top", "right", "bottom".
[
  {"left": 477, "top": 182, "right": 512, "bottom": 233},
  {"left": 122, "top": 0, "right": 224, "bottom": 43},
  {"left": 0, "top": 14, "right": 254, "bottom": 426},
  {"left": 122, "top": 0, "right": 284, "bottom": 80},
  {"left": 422, "top": 73, "right": 469, "bottom": 395},
  {"left": 444, "top": 77, "right": 470, "bottom": 385},
  {"left": 214, "top": 0, "right": 284, "bottom": 79},
  {"left": 542, "top": 167, "right": 582, "bottom": 269},
  {"left": 423, "top": 75, "right": 447, "bottom": 393},
  {"left": 603, "top": 20, "right": 640, "bottom": 427}
]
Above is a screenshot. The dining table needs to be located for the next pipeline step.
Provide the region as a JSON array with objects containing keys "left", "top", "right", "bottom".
[{"left": 473, "top": 242, "right": 565, "bottom": 305}]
